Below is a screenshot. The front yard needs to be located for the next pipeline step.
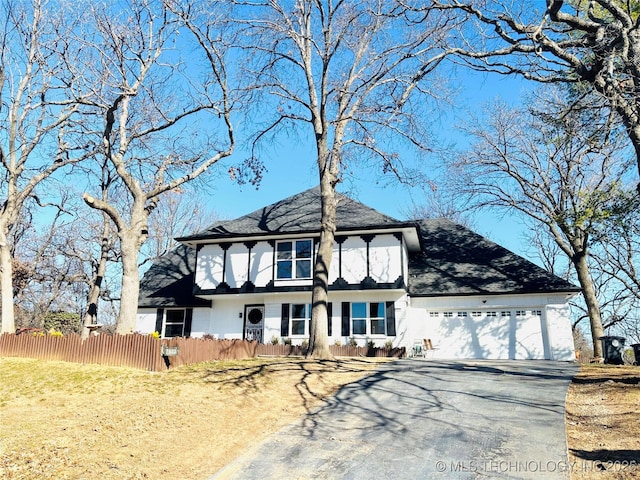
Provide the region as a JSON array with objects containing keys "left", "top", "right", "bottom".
[{"left": 1, "top": 358, "right": 638, "bottom": 479}]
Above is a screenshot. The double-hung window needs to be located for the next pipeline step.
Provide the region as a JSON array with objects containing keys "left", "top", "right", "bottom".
[
  {"left": 164, "top": 309, "right": 186, "bottom": 337},
  {"left": 291, "top": 304, "right": 311, "bottom": 336},
  {"left": 351, "top": 302, "right": 386, "bottom": 336},
  {"left": 276, "top": 240, "right": 312, "bottom": 279}
]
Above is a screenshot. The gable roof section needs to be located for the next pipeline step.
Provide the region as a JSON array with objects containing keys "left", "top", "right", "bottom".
[
  {"left": 178, "top": 186, "right": 419, "bottom": 245},
  {"left": 138, "top": 244, "right": 210, "bottom": 308},
  {"left": 408, "top": 219, "right": 580, "bottom": 296}
]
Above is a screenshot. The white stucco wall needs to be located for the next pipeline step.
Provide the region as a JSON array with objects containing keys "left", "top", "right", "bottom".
[
  {"left": 338, "top": 237, "right": 367, "bottom": 283},
  {"left": 136, "top": 309, "right": 157, "bottom": 334},
  {"left": 369, "top": 235, "right": 402, "bottom": 282},
  {"left": 252, "top": 242, "right": 273, "bottom": 287},
  {"left": 196, "top": 244, "right": 224, "bottom": 290}
]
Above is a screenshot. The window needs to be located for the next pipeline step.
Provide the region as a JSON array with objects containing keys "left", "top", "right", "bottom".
[
  {"left": 291, "top": 304, "right": 311, "bottom": 336},
  {"left": 276, "top": 240, "right": 312, "bottom": 279},
  {"left": 164, "top": 309, "right": 185, "bottom": 337},
  {"left": 472, "top": 311, "right": 482, "bottom": 317},
  {"left": 351, "top": 302, "right": 386, "bottom": 335},
  {"left": 487, "top": 311, "right": 497, "bottom": 317},
  {"left": 457, "top": 311, "right": 468, "bottom": 317},
  {"left": 443, "top": 311, "right": 453, "bottom": 318},
  {"left": 531, "top": 310, "right": 542, "bottom": 316},
  {"left": 501, "top": 311, "right": 511, "bottom": 317},
  {"left": 429, "top": 312, "right": 439, "bottom": 318},
  {"left": 516, "top": 310, "right": 526, "bottom": 316}
]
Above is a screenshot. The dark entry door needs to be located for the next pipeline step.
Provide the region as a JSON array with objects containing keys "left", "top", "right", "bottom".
[{"left": 244, "top": 305, "right": 265, "bottom": 343}]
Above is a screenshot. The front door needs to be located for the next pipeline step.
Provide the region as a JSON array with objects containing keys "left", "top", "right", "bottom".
[{"left": 244, "top": 305, "right": 265, "bottom": 343}]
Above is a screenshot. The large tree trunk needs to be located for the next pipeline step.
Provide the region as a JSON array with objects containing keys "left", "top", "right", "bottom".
[
  {"left": 0, "top": 228, "right": 15, "bottom": 334},
  {"left": 81, "top": 227, "right": 110, "bottom": 339},
  {"left": 573, "top": 252, "right": 605, "bottom": 359},
  {"left": 307, "top": 177, "right": 337, "bottom": 360},
  {"left": 116, "top": 231, "right": 142, "bottom": 334}
]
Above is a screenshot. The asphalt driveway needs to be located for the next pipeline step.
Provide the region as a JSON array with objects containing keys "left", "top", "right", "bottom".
[{"left": 210, "top": 359, "right": 578, "bottom": 480}]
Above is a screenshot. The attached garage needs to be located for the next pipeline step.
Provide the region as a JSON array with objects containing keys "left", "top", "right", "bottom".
[{"left": 406, "top": 219, "right": 580, "bottom": 361}]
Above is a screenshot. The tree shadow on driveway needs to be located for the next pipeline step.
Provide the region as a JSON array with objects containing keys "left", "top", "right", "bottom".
[{"left": 211, "top": 359, "right": 578, "bottom": 480}]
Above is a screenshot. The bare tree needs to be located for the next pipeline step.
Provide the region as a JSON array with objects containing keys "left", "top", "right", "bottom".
[
  {"left": 431, "top": 0, "right": 640, "bottom": 180},
  {"left": 143, "top": 185, "right": 223, "bottom": 267},
  {"left": 0, "top": 0, "right": 90, "bottom": 333},
  {"left": 233, "top": 0, "right": 457, "bottom": 358},
  {"left": 451, "top": 88, "right": 636, "bottom": 358},
  {"left": 590, "top": 192, "right": 640, "bottom": 341},
  {"left": 11, "top": 189, "right": 89, "bottom": 331},
  {"left": 77, "top": 0, "right": 235, "bottom": 333}
]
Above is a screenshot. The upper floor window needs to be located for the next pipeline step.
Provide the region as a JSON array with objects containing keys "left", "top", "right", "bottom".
[{"left": 276, "top": 240, "right": 312, "bottom": 279}]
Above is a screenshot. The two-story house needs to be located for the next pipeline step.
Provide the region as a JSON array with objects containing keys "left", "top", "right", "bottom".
[{"left": 136, "top": 187, "right": 580, "bottom": 360}]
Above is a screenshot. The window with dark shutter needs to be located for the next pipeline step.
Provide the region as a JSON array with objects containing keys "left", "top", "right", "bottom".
[
  {"left": 341, "top": 302, "right": 350, "bottom": 336},
  {"left": 327, "top": 302, "right": 333, "bottom": 336},
  {"left": 385, "top": 301, "right": 396, "bottom": 336},
  {"left": 281, "top": 304, "right": 290, "bottom": 337},
  {"left": 184, "top": 308, "right": 193, "bottom": 337},
  {"left": 155, "top": 309, "right": 164, "bottom": 335}
]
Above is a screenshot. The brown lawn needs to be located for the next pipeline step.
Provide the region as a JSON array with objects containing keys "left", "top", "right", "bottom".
[
  {"left": 565, "top": 364, "right": 640, "bottom": 480},
  {"left": 1, "top": 357, "right": 638, "bottom": 479}
]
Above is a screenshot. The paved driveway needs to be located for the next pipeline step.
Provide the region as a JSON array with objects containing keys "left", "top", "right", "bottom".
[{"left": 210, "top": 360, "right": 578, "bottom": 480}]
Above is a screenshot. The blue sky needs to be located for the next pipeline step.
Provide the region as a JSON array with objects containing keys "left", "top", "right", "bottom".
[{"left": 202, "top": 70, "right": 537, "bottom": 261}]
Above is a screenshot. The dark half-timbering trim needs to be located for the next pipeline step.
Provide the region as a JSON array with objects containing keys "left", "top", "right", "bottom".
[
  {"left": 195, "top": 280, "right": 407, "bottom": 296},
  {"left": 244, "top": 241, "right": 257, "bottom": 283},
  {"left": 360, "top": 234, "right": 375, "bottom": 278}
]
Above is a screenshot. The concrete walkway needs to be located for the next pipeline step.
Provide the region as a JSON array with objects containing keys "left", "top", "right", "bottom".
[{"left": 209, "top": 359, "right": 578, "bottom": 480}]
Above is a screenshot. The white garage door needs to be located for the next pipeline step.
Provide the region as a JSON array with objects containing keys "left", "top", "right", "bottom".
[{"left": 427, "top": 309, "right": 548, "bottom": 360}]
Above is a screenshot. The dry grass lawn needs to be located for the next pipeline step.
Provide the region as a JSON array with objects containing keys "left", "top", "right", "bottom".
[
  {"left": 0, "top": 357, "right": 385, "bottom": 479},
  {"left": 1, "top": 357, "right": 639, "bottom": 480},
  {"left": 565, "top": 364, "right": 640, "bottom": 480}
]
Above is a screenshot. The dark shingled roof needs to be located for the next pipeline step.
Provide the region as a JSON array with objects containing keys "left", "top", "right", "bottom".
[
  {"left": 178, "top": 186, "right": 411, "bottom": 242},
  {"left": 139, "top": 190, "right": 579, "bottom": 308},
  {"left": 407, "top": 219, "right": 580, "bottom": 296},
  {"left": 138, "top": 244, "right": 210, "bottom": 308}
]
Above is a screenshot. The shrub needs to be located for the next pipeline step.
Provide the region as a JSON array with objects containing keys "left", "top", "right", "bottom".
[
  {"left": 270, "top": 336, "right": 280, "bottom": 345},
  {"left": 282, "top": 337, "right": 292, "bottom": 345},
  {"left": 333, "top": 339, "right": 342, "bottom": 347},
  {"left": 348, "top": 337, "right": 358, "bottom": 347},
  {"left": 384, "top": 340, "right": 393, "bottom": 349},
  {"left": 150, "top": 331, "right": 160, "bottom": 339},
  {"left": 43, "top": 312, "right": 81, "bottom": 335}
]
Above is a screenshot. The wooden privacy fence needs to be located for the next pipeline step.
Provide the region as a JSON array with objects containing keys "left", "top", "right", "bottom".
[
  {"left": 0, "top": 333, "right": 405, "bottom": 371},
  {"left": 0, "top": 334, "right": 258, "bottom": 371},
  {"left": 0, "top": 333, "right": 165, "bottom": 371},
  {"left": 161, "top": 336, "right": 258, "bottom": 369}
]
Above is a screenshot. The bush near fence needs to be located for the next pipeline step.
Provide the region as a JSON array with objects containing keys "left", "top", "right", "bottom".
[
  {"left": 0, "top": 333, "right": 405, "bottom": 371},
  {"left": 256, "top": 343, "right": 406, "bottom": 359}
]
